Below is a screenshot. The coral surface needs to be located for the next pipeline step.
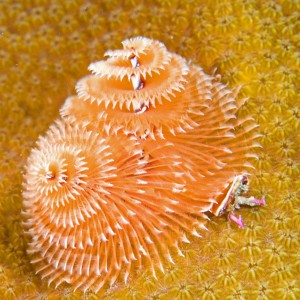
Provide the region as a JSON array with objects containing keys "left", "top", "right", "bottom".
[{"left": 0, "top": 0, "right": 299, "bottom": 299}]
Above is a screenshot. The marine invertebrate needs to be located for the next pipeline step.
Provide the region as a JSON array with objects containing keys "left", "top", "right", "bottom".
[{"left": 22, "top": 37, "right": 265, "bottom": 292}]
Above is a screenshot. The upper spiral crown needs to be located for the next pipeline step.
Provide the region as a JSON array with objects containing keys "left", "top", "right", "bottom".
[
  {"left": 81, "top": 36, "right": 189, "bottom": 110},
  {"left": 61, "top": 36, "right": 216, "bottom": 138}
]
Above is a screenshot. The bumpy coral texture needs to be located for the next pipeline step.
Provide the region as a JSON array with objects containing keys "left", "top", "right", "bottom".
[{"left": 1, "top": 0, "right": 299, "bottom": 299}]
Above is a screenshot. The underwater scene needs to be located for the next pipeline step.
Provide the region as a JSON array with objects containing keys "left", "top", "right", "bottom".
[{"left": 0, "top": 0, "right": 299, "bottom": 299}]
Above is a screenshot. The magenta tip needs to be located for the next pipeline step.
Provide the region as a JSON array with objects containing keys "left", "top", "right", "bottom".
[
  {"left": 229, "top": 213, "right": 244, "bottom": 228},
  {"left": 251, "top": 196, "right": 266, "bottom": 206}
]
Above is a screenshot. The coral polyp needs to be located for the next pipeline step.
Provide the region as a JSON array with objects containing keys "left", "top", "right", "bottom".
[{"left": 22, "top": 37, "right": 265, "bottom": 292}]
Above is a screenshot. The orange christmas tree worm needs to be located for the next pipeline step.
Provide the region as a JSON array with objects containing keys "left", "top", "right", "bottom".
[{"left": 23, "top": 37, "right": 265, "bottom": 292}]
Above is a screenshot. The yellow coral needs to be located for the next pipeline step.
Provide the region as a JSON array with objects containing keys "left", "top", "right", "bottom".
[{"left": 0, "top": 0, "right": 299, "bottom": 299}]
